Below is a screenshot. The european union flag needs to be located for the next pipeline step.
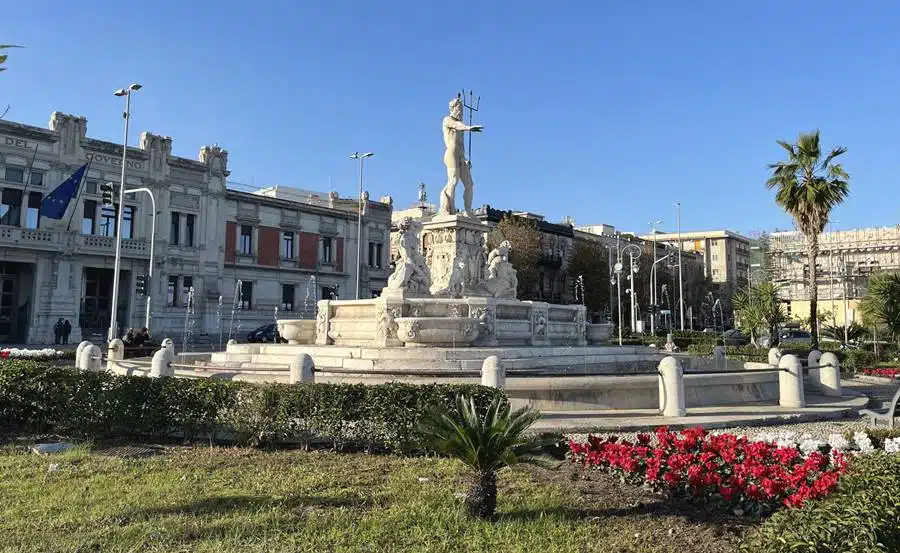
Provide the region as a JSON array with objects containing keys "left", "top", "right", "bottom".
[{"left": 39, "top": 162, "right": 89, "bottom": 219}]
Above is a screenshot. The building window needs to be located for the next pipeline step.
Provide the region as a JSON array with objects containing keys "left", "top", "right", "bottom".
[
  {"left": 181, "top": 276, "right": 194, "bottom": 307},
  {"left": 239, "top": 225, "right": 253, "bottom": 255},
  {"left": 29, "top": 171, "right": 43, "bottom": 187},
  {"left": 82, "top": 200, "right": 97, "bottom": 235},
  {"left": 25, "top": 192, "right": 41, "bottom": 229},
  {"left": 167, "top": 276, "right": 178, "bottom": 307},
  {"left": 0, "top": 188, "right": 23, "bottom": 227},
  {"left": 170, "top": 212, "right": 181, "bottom": 245},
  {"left": 322, "top": 237, "right": 333, "bottom": 264},
  {"left": 281, "top": 284, "right": 295, "bottom": 311},
  {"left": 121, "top": 206, "right": 135, "bottom": 239},
  {"left": 239, "top": 280, "right": 253, "bottom": 310},
  {"left": 321, "top": 285, "right": 339, "bottom": 300},
  {"left": 4, "top": 167, "right": 23, "bottom": 183},
  {"left": 368, "top": 242, "right": 383, "bottom": 268},
  {"left": 282, "top": 232, "right": 294, "bottom": 259},
  {"left": 85, "top": 180, "right": 98, "bottom": 194},
  {"left": 99, "top": 205, "right": 116, "bottom": 237},
  {"left": 185, "top": 214, "right": 195, "bottom": 247}
]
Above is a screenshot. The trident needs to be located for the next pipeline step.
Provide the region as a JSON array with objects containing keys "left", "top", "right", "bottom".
[{"left": 458, "top": 89, "right": 480, "bottom": 163}]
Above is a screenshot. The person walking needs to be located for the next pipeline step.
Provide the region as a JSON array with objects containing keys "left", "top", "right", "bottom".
[
  {"left": 62, "top": 320, "right": 72, "bottom": 345},
  {"left": 53, "top": 318, "right": 63, "bottom": 346}
]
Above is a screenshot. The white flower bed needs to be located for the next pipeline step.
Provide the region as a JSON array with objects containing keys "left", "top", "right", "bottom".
[
  {"left": 0, "top": 347, "right": 67, "bottom": 360},
  {"left": 751, "top": 429, "right": 897, "bottom": 456}
]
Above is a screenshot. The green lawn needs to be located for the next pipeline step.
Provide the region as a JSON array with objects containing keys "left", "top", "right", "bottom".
[{"left": 0, "top": 444, "right": 746, "bottom": 553}]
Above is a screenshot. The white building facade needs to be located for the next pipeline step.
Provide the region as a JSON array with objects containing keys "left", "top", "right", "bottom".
[{"left": 0, "top": 112, "right": 391, "bottom": 344}]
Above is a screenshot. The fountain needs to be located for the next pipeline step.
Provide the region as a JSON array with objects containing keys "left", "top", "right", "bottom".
[
  {"left": 181, "top": 286, "right": 195, "bottom": 353},
  {"left": 198, "top": 93, "right": 666, "bottom": 402},
  {"left": 226, "top": 280, "right": 242, "bottom": 344},
  {"left": 215, "top": 295, "right": 223, "bottom": 350}
]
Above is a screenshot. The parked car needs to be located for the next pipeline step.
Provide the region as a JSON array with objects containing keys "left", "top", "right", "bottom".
[
  {"left": 246, "top": 323, "right": 285, "bottom": 343},
  {"left": 722, "top": 328, "right": 750, "bottom": 346},
  {"left": 777, "top": 329, "right": 813, "bottom": 347}
]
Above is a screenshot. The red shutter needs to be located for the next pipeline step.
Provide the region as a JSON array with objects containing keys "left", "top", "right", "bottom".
[
  {"left": 335, "top": 237, "right": 344, "bottom": 272},
  {"left": 258, "top": 227, "right": 280, "bottom": 266},
  {"left": 299, "top": 232, "right": 319, "bottom": 270},
  {"left": 225, "top": 222, "right": 236, "bottom": 263}
]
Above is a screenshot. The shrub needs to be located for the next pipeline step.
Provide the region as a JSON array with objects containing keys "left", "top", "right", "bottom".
[
  {"left": 840, "top": 350, "right": 879, "bottom": 373},
  {"left": 741, "top": 453, "right": 900, "bottom": 552},
  {"left": 569, "top": 426, "right": 848, "bottom": 516},
  {"left": 0, "top": 363, "right": 505, "bottom": 453}
]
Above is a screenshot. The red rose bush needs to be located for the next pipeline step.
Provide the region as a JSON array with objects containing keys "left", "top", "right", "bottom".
[
  {"left": 569, "top": 426, "right": 848, "bottom": 514},
  {"left": 862, "top": 367, "right": 900, "bottom": 379}
]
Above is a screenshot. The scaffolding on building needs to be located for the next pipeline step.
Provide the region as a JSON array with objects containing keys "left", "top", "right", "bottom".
[{"left": 761, "top": 226, "right": 900, "bottom": 302}]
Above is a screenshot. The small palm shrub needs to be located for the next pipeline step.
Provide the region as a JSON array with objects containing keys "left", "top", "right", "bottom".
[{"left": 419, "top": 395, "right": 545, "bottom": 520}]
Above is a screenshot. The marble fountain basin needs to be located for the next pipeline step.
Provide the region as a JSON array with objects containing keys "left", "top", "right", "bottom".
[
  {"left": 395, "top": 316, "right": 480, "bottom": 347},
  {"left": 276, "top": 319, "right": 316, "bottom": 345}
]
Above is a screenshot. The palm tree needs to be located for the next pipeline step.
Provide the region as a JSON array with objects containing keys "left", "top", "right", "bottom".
[
  {"left": 860, "top": 271, "right": 900, "bottom": 343},
  {"left": 733, "top": 286, "right": 764, "bottom": 345},
  {"left": 0, "top": 44, "right": 23, "bottom": 72},
  {"left": 419, "top": 395, "right": 546, "bottom": 520},
  {"left": 766, "top": 131, "right": 849, "bottom": 349}
]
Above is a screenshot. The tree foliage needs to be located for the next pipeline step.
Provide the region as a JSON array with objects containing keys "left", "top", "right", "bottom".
[
  {"left": 488, "top": 216, "right": 542, "bottom": 300},
  {"left": 567, "top": 240, "right": 609, "bottom": 317},
  {"left": 860, "top": 271, "right": 900, "bottom": 343},
  {"left": 766, "top": 130, "right": 849, "bottom": 348},
  {"left": 733, "top": 282, "right": 788, "bottom": 345},
  {"left": 0, "top": 44, "right": 23, "bottom": 73}
]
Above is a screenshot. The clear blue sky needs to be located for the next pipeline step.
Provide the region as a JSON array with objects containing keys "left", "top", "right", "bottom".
[{"left": 3, "top": 1, "right": 899, "bottom": 236}]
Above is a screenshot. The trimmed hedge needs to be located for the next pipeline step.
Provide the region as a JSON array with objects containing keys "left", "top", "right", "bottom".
[
  {"left": 741, "top": 452, "right": 900, "bottom": 552},
  {"left": 0, "top": 361, "right": 506, "bottom": 453}
]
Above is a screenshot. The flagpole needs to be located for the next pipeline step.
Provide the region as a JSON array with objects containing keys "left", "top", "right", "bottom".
[
  {"left": 19, "top": 143, "right": 39, "bottom": 226},
  {"left": 64, "top": 159, "right": 92, "bottom": 232}
]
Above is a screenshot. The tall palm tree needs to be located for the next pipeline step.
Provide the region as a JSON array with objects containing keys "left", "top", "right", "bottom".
[
  {"left": 0, "top": 44, "right": 23, "bottom": 72},
  {"left": 860, "top": 271, "right": 900, "bottom": 343},
  {"left": 419, "top": 395, "right": 546, "bottom": 520},
  {"left": 766, "top": 131, "right": 849, "bottom": 349}
]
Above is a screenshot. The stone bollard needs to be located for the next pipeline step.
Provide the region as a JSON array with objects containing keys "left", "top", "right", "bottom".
[
  {"left": 78, "top": 344, "right": 102, "bottom": 372},
  {"left": 107, "top": 339, "right": 124, "bottom": 371},
  {"left": 807, "top": 349, "right": 823, "bottom": 390},
  {"left": 778, "top": 354, "right": 806, "bottom": 408},
  {"left": 481, "top": 355, "right": 505, "bottom": 389},
  {"left": 817, "top": 352, "right": 842, "bottom": 397},
  {"left": 658, "top": 356, "right": 686, "bottom": 417},
  {"left": 768, "top": 347, "right": 782, "bottom": 367},
  {"left": 75, "top": 340, "right": 93, "bottom": 369},
  {"left": 150, "top": 348, "right": 173, "bottom": 378},
  {"left": 289, "top": 354, "right": 315, "bottom": 384}
]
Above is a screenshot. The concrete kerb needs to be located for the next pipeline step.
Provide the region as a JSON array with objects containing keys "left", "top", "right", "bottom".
[{"left": 658, "top": 356, "right": 686, "bottom": 417}]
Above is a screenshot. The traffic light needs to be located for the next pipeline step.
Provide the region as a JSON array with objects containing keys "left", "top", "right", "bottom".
[
  {"left": 100, "top": 181, "right": 116, "bottom": 206},
  {"left": 135, "top": 274, "right": 147, "bottom": 296}
]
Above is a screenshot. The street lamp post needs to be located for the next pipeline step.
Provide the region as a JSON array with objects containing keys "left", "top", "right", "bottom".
[
  {"left": 350, "top": 152, "right": 374, "bottom": 300},
  {"left": 117, "top": 186, "right": 158, "bottom": 329},
  {"left": 649, "top": 220, "right": 662, "bottom": 334},
  {"left": 675, "top": 201, "right": 685, "bottom": 331},
  {"left": 626, "top": 246, "right": 641, "bottom": 332},
  {"left": 611, "top": 233, "right": 624, "bottom": 346},
  {"left": 107, "top": 83, "right": 141, "bottom": 342}
]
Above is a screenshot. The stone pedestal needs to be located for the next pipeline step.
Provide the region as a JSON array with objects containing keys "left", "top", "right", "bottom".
[{"left": 421, "top": 215, "right": 489, "bottom": 298}]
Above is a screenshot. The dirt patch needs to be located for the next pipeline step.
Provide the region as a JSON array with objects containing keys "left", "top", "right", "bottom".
[{"left": 518, "top": 464, "right": 754, "bottom": 553}]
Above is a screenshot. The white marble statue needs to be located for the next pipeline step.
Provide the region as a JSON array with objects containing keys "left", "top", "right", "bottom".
[
  {"left": 387, "top": 216, "right": 431, "bottom": 294},
  {"left": 438, "top": 96, "right": 483, "bottom": 217},
  {"left": 485, "top": 240, "right": 518, "bottom": 299}
]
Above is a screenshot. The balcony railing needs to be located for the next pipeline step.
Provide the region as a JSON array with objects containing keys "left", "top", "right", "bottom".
[{"left": 0, "top": 226, "right": 149, "bottom": 257}]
